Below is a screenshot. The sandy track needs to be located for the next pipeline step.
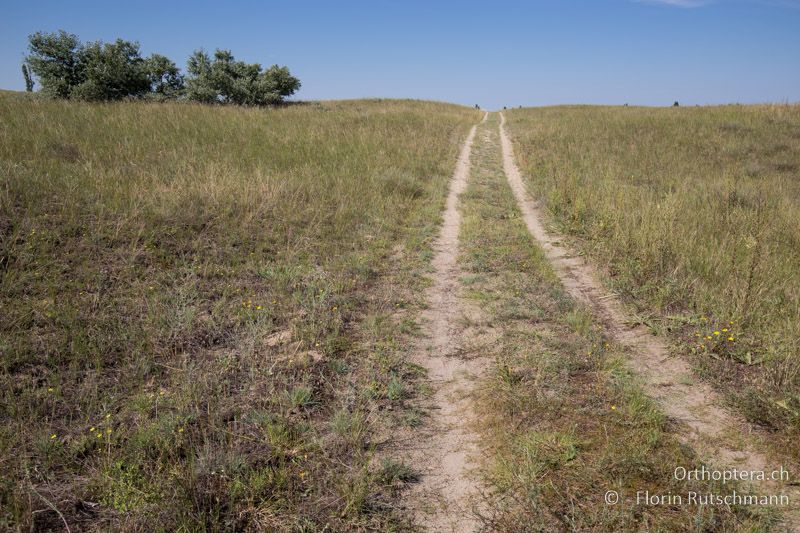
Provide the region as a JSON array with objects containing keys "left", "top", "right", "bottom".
[
  {"left": 403, "top": 113, "right": 488, "bottom": 532},
  {"left": 498, "top": 112, "right": 800, "bottom": 529}
]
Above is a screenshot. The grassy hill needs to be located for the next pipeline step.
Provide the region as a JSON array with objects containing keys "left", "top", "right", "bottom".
[
  {"left": 4, "top": 93, "right": 798, "bottom": 530},
  {"left": 506, "top": 104, "right": 800, "bottom": 456},
  {"left": 0, "top": 94, "right": 479, "bottom": 530}
]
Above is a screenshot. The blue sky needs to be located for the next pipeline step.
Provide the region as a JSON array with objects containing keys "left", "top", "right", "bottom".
[{"left": 1, "top": 0, "right": 798, "bottom": 109}]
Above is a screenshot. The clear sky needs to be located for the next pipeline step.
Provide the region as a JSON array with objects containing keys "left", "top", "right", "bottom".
[{"left": 1, "top": 0, "right": 798, "bottom": 109}]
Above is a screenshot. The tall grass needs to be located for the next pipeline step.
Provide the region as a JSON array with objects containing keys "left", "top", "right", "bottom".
[
  {"left": 462, "top": 115, "right": 766, "bottom": 531},
  {"left": 506, "top": 104, "right": 800, "bottom": 444},
  {"left": 0, "top": 93, "right": 478, "bottom": 529}
]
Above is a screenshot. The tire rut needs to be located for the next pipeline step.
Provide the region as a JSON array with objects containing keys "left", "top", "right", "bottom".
[
  {"left": 498, "top": 112, "right": 800, "bottom": 530},
  {"left": 403, "top": 112, "right": 488, "bottom": 532}
]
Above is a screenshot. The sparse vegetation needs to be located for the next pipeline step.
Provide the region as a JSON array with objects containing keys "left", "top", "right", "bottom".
[
  {"left": 505, "top": 105, "right": 800, "bottom": 459},
  {"left": 3, "top": 83, "right": 797, "bottom": 529},
  {"left": 461, "top": 115, "right": 775, "bottom": 530},
  {"left": 0, "top": 93, "right": 478, "bottom": 529}
]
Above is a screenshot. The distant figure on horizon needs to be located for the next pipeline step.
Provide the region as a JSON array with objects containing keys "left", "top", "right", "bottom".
[{"left": 475, "top": 104, "right": 480, "bottom": 109}]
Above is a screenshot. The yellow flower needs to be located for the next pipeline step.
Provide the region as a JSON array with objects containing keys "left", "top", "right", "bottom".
[
  {"left": 256, "top": 305, "right": 263, "bottom": 310},
  {"left": 96, "top": 433, "right": 103, "bottom": 438},
  {"left": 713, "top": 331, "right": 720, "bottom": 336},
  {"left": 90, "top": 427, "right": 95, "bottom": 432},
  {"left": 50, "top": 434, "right": 56, "bottom": 439},
  {"left": 106, "top": 428, "right": 112, "bottom": 434},
  {"left": 728, "top": 336, "right": 734, "bottom": 341},
  {"left": 722, "top": 328, "right": 728, "bottom": 332},
  {"left": 47, "top": 387, "right": 54, "bottom": 392},
  {"left": 178, "top": 427, "right": 184, "bottom": 433},
  {"left": 611, "top": 405, "right": 617, "bottom": 411}
]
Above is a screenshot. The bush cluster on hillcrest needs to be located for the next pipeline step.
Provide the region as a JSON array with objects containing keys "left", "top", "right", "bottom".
[{"left": 23, "top": 30, "right": 300, "bottom": 106}]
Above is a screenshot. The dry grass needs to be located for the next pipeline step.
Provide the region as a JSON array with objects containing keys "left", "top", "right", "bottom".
[
  {"left": 0, "top": 92, "right": 479, "bottom": 530},
  {"left": 505, "top": 105, "right": 800, "bottom": 454},
  {"left": 462, "top": 114, "right": 775, "bottom": 531}
]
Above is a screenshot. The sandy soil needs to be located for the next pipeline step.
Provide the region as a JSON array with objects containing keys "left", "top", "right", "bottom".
[{"left": 401, "top": 112, "right": 489, "bottom": 532}]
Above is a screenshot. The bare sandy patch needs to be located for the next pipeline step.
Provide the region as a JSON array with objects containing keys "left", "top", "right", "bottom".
[{"left": 400, "top": 113, "right": 490, "bottom": 532}]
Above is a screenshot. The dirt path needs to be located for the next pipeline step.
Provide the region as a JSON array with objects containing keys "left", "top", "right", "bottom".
[
  {"left": 402, "top": 113, "right": 489, "bottom": 532},
  {"left": 498, "top": 112, "right": 800, "bottom": 529}
]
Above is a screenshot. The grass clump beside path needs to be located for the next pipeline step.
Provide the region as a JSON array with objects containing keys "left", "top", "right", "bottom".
[
  {"left": 0, "top": 93, "right": 479, "bottom": 530},
  {"left": 461, "top": 114, "right": 775, "bottom": 531},
  {"left": 505, "top": 105, "right": 800, "bottom": 457}
]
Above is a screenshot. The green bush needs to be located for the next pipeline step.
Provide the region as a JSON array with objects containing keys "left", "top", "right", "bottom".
[
  {"left": 24, "top": 31, "right": 298, "bottom": 106},
  {"left": 144, "top": 54, "right": 184, "bottom": 100},
  {"left": 25, "top": 31, "right": 171, "bottom": 102},
  {"left": 185, "top": 49, "right": 300, "bottom": 105},
  {"left": 25, "top": 30, "right": 83, "bottom": 99},
  {"left": 70, "top": 39, "right": 150, "bottom": 101}
]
